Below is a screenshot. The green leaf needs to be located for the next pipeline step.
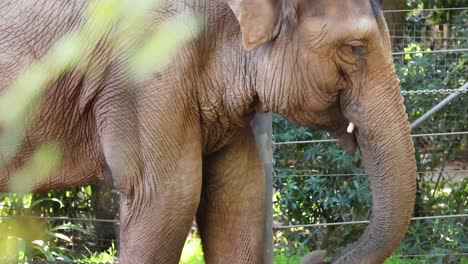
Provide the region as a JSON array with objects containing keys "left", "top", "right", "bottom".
[
  {"left": 47, "top": 232, "right": 72, "bottom": 243},
  {"left": 48, "top": 224, "right": 95, "bottom": 237},
  {"left": 129, "top": 13, "right": 201, "bottom": 80},
  {"left": 31, "top": 198, "right": 64, "bottom": 209},
  {"left": 32, "top": 240, "right": 54, "bottom": 261}
]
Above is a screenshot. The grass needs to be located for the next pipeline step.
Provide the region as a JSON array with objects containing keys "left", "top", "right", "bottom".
[
  {"left": 180, "top": 235, "right": 205, "bottom": 264},
  {"left": 74, "top": 243, "right": 118, "bottom": 263},
  {"left": 180, "top": 236, "right": 468, "bottom": 264}
]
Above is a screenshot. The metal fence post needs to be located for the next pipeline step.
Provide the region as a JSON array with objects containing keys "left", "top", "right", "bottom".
[
  {"left": 410, "top": 83, "right": 467, "bottom": 129},
  {"left": 252, "top": 113, "right": 274, "bottom": 264}
]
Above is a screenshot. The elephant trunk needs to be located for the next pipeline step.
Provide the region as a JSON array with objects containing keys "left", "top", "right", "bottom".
[{"left": 334, "top": 69, "right": 416, "bottom": 263}]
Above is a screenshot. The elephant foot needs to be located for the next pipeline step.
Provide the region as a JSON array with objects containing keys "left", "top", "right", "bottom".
[{"left": 301, "top": 250, "right": 328, "bottom": 264}]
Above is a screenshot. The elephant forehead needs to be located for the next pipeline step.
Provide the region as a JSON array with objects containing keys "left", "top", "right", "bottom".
[
  {"left": 301, "top": 16, "right": 378, "bottom": 44},
  {"left": 305, "top": 0, "right": 375, "bottom": 17}
]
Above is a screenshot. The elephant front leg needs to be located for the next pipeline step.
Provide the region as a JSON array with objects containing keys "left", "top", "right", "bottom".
[
  {"left": 98, "top": 109, "right": 203, "bottom": 263},
  {"left": 197, "top": 128, "right": 266, "bottom": 264},
  {"left": 118, "top": 184, "right": 201, "bottom": 263},
  {"left": 103, "top": 138, "right": 202, "bottom": 264}
]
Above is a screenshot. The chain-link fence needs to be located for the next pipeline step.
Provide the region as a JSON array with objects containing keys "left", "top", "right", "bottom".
[
  {"left": 0, "top": 6, "right": 466, "bottom": 264},
  {"left": 386, "top": 8, "right": 467, "bottom": 51},
  {"left": 272, "top": 7, "right": 467, "bottom": 263}
]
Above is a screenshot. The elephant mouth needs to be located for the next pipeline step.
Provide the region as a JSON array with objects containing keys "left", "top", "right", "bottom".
[
  {"left": 329, "top": 122, "right": 358, "bottom": 155},
  {"left": 305, "top": 117, "right": 358, "bottom": 155}
]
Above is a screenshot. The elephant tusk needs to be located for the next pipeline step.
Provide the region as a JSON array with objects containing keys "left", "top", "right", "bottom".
[{"left": 347, "top": 122, "right": 355, "bottom": 133}]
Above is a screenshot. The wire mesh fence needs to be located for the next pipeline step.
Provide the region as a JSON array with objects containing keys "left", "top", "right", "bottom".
[
  {"left": 0, "top": 6, "right": 466, "bottom": 264},
  {"left": 274, "top": 100, "right": 468, "bottom": 263},
  {"left": 271, "top": 7, "right": 467, "bottom": 262},
  {"left": 385, "top": 8, "right": 468, "bottom": 51},
  {"left": 0, "top": 216, "right": 118, "bottom": 263},
  {"left": 274, "top": 217, "right": 467, "bottom": 263}
]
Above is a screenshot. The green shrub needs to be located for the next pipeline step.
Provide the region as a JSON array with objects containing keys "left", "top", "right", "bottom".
[{"left": 272, "top": 9, "right": 467, "bottom": 261}]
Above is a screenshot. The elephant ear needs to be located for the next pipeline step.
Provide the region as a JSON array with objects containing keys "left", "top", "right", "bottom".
[{"left": 227, "top": 0, "right": 279, "bottom": 50}]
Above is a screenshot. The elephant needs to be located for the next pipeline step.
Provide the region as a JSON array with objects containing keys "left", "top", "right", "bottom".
[{"left": 0, "top": 0, "right": 417, "bottom": 263}]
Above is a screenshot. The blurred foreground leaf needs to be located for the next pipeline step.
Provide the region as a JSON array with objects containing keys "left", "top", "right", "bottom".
[
  {"left": 9, "top": 142, "right": 61, "bottom": 193},
  {"left": 0, "top": 0, "right": 200, "bottom": 261}
]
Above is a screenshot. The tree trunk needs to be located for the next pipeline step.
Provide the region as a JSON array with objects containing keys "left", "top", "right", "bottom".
[
  {"left": 382, "top": 0, "right": 406, "bottom": 49},
  {"left": 93, "top": 180, "right": 119, "bottom": 251}
]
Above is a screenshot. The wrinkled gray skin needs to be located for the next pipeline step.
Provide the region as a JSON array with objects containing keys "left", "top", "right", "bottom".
[{"left": 0, "top": 0, "right": 416, "bottom": 263}]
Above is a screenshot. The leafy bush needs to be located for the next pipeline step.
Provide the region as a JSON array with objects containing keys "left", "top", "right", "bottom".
[
  {"left": 0, "top": 0, "right": 199, "bottom": 261},
  {"left": 1, "top": 2, "right": 466, "bottom": 263},
  {"left": 75, "top": 243, "right": 117, "bottom": 263},
  {"left": 272, "top": 8, "right": 467, "bottom": 262},
  {"left": 272, "top": 116, "right": 369, "bottom": 256}
]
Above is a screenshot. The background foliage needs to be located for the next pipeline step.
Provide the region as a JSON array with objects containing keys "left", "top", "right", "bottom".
[
  {"left": 273, "top": 4, "right": 467, "bottom": 263},
  {"left": 0, "top": 1, "right": 466, "bottom": 263},
  {"left": 0, "top": 0, "right": 197, "bottom": 262}
]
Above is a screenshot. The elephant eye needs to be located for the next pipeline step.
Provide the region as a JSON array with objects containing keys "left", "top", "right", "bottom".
[
  {"left": 337, "top": 41, "right": 367, "bottom": 66},
  {"left": 349, "top": 44, "right": 366, "bottom": 56}
]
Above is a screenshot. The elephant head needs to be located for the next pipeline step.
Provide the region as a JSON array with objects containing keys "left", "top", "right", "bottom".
[{"left": 228, "top": 0, "right": 416, "bottom": 263}]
